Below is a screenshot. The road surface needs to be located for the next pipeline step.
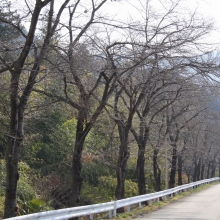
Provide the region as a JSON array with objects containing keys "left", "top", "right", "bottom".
[{"left": 135, "top": 183, "right": 220, "bottom": 220}]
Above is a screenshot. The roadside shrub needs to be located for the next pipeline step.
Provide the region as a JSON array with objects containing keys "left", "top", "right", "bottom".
[
  {"left": 0, "top": 160, "right": 52, "bottom": 216},
  {"left": 0, "top": 196, "right": 4, "bottom": 218},
  {"left": 18, "top": 199, "right": 52, "bottom": 215},
  {"left": 81, "top": 175, "right": 138, "bottom": 204}
]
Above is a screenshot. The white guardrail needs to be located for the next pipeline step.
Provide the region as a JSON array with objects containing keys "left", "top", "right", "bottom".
[{"left": 6, "top": 177, "right": 220, "bottom": 220}]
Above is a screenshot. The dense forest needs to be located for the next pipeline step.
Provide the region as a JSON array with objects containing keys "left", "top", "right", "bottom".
[{"left": 1, "top": 0, "right": 220, "bottom": 218}]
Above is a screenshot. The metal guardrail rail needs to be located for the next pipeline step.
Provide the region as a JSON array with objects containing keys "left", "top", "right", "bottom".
[{"left": 5, "top": 177, "right": 220, "bottom": 220}]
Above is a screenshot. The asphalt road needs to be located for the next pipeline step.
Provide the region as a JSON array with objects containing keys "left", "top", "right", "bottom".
[{"left": 134, "top": 183, "right": 220, "bottom": 220}]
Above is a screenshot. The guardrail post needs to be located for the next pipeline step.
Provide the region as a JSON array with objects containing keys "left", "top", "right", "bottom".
[
  {"left": 138, "top": 202, "right": 142, "bottom": 208},
  {"left": 149, "top": 200, "right": 152, "bottom": 205},
  {"left": 157, "top": 197, "right": 160, "bottom": 202},
  {"left": 109, "top": 210, "right": 112, "bottom": 219},
  {"left": 90, "top": 214, "right": 93, "bottom": 220},
  {"left": 114, "top": 200, "right": 117, "bottom": 217},
  {"left": 164, "top": 195, "right": 167, "bottom": 201},
  {"left": 127, "top": 205, "right": 130, "bottom": 212},
  {"left": 170, "top": 193, "right": 173, "bottom": 198}
]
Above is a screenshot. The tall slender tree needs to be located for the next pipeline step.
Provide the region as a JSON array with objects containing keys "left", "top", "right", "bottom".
[{"left": 0, "top": 0, "right": 72, "bottom": 217}]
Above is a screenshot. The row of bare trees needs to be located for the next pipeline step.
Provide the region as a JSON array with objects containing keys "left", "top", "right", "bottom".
[{"left": 1, "top": 0, "right": 220, "bottom": 218}]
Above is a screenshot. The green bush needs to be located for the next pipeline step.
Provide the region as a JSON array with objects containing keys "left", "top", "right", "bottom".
[
  {"left": 0, "top": 160, "right": 52, "bottom": 216},
  {"left": 0, "top": 160, "right": 5, "bottom": 197},
  {"left": 17, "top": 162, "right": 36, "bottom": 202},
  {"left": 18, "top": 199, "right": 52, "bottom": 215},
  {"left": 81, "top": 175, "right": 138, "bottom": 204},
  {"left": 82, "top": 162, "right": 110, "bottom": 186},
  {"left": 0, "top": 196, "right": 4, "bottom": 218},
  {"left": 98, "top": 176, "right": 138, "bottom": 198}
]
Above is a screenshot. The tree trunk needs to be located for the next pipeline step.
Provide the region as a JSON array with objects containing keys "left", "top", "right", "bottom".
[
  {"left": 196, "top": 159, "right": 201, "bottom": 181},
  {"left": 193, "top": 159, "right": 201, "bottom": 182},
  {"left": 178, "top": 155, "right": 183, "bottom": 186},
  {"left": 187, "top": 174, "right": 190, "bottom": 183},
  {"left": 131, "top": 124, "right": 149, "bottom": 198},
  {"left": 218, "top": 161, "right": 220, "bottom": 181},
  {"left": 211, "top": 162, "right": 216, "bottom": 178},
  {"left": 4, "top": 70, "right": 30, "bottom": 217},
  {"left": 193, "top": 162, "right": 197, "bottom": 182},
  {"left": 131, "top": 124, "right": 149, "bottom": 205},
  {"left": 115, "top": 145, "right": 129, "bottom": 212},
  {"left": 136, "top": 127, "right": 149, "bottom": 196},
  {"left": 71, "top": 115, "right": 86, "bottom": 207},
  {"left": 169, "top": 144, "right": 177, "bottom": 188},
  {"left": 200, "top": 164, "right": 205, "bottom": 180},
  {"left": 115, "top": 146, "right": 129, "bottom": 200},
  {"left": 4, "top": 138, "right": 23, "bottom": 218},
  {"left": 4, "top": 72, "right": 24, "bottom": 218},
  {"left": 206, "top": 161, "right": 211, "bottom": 179},
  {"left": 3, "top": 1, "right": 56, "bottom": 216},
  {"left": 115, "top": 124, "right": 130, "bottom": 213},
  {"left": 153, "top": 149, "right": 161, "bottom": 191},
  {"left": 167, "top": 122, "right": 179, "bottom": 189},
  {"left": 219, "top": 161, "right": 220, "bottom": 181},
  {"left": 137, "top": 147, "right": 147, "bottom": 195}
]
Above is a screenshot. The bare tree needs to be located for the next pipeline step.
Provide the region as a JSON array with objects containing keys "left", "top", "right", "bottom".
[
  {"left": 0, "top": 0, "right": 73, "bottom": 217},
  {"left": 111, "top": 1, "right": 218, "bottom": 198},
  {"left": 130, "top": 70, "right": 182, "bottom": 194},
  {"left": 33, "top": 0, "right": 154, "bottom": 208}
]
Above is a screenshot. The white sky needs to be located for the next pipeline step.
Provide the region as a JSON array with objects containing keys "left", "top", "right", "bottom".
[
  {"left": 104, "top": 0, "right": 220, "bottom": 24},
  {"left": 100, "top": 0, "right": 220, "bottom": 45},
  {"left": 11, "top": 0, "right": 220, "bottom": 47},
  {"left": 187, "top": 0, "right": 219, "bottom": 29}
]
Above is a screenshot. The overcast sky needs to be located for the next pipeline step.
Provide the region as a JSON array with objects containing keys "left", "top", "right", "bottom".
[
  {"left": 12, "top": 0, "right": 220, "bottom": 48},
  {"left": 101, "top": 0, "right": 220, "bottom": 45}
]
